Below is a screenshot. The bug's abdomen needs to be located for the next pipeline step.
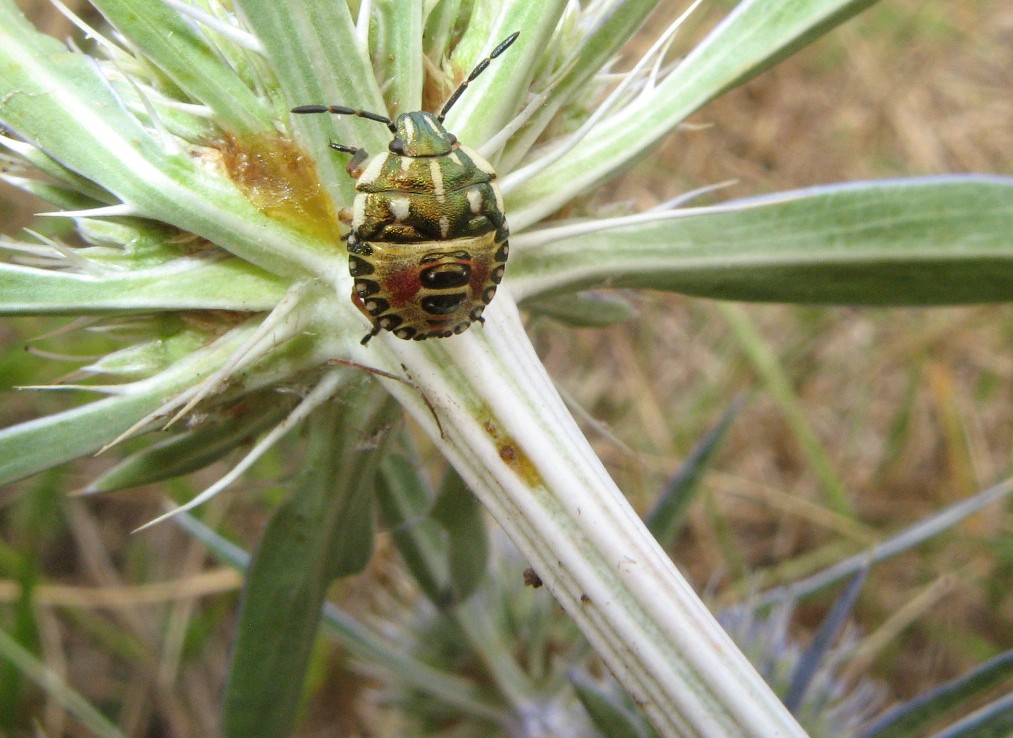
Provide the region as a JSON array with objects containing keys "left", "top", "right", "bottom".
[{"left": 349, "top": 230, "right": 508, "bottom": 341}]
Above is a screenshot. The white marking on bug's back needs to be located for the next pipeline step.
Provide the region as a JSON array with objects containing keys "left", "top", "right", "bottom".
[
  {"left": 389, "top": 195, "right": 411, "bottom": 222},
  {"left": 357, "top": 152, "right": 387, "bottom": 188},
  {"left": 430, "top": 160, "right": 445, "bottom": 200},
  {"left": 491, "top": 181, "right": 505, "bottom": 217},
  {"left": 439, "top": 216, "right": 450, "bottom": 239},
  {"left": 352, "top": 194, "right": 367, "bottom": 229},
  {"left": 402, "top": 116, "right": 416, "bottom": 141},
  {"left": 400, "top": 155, "right": 414, "bottom": 172},
  {"left": 466, "top": 188, "right": 483, "bottom": 214},
  {"left": 446, "top": 151, "right": 463, "bottom": 167},
  {"left": 420, "top": 114, "right": 443, "bottom": 137},
  {"left": 461, "top": 145, "right": 496, "bottom": 177}
]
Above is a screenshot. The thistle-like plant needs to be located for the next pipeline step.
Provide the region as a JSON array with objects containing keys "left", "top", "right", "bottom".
[{"left": 1, "top": 0, "right": 1011, "bottom": 736}]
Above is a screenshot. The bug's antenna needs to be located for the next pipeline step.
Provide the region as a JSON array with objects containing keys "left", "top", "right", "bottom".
[
  {"left": 438, "top": 32, "right": 520, "bottom": 122},
  {"left": 291, "top": 104, "right": 398, "bottom": 135}
]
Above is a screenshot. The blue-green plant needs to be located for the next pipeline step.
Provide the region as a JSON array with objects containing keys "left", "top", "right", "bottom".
[{"left": 1, "top": 0, "right": 1010, "bottom": 736}]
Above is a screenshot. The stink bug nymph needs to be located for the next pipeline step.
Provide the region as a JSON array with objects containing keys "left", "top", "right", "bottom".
[{"left": 293, "top": 32, "right": 518, "bottom": 345}]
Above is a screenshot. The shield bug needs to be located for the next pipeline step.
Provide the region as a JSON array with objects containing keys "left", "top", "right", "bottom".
[{"left": 293, "top": 32, "right": 518, "bottom": 345}]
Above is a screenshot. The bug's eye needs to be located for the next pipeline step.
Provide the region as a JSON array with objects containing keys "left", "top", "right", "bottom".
[
  {"left": 447, "top": 134, "right": 458, "bottom": 146},
  {"left": 389, "top": 139, "right": 405, "bottom": 154}
]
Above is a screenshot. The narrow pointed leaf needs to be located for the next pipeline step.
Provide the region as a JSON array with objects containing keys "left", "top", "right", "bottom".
[
  {"left": 222, "top": 380, "right": 396, "bottom": 738},
  {"left": 422, "top": 0, "right": 464, "bottom": 58},
  {"left": 0, "top": 323, "right": 259, "bottom": 484},
  {"left": 0, "top": 3, "right": 339, "bottom": 278},
  {"left": 376, "top": 454, "right": 452, "bottom": 605},
  {"left": 0, "top": 176, "right": 100, "bottom": 211},
  {"left": 571, "top": 669, "right": 656, "bottom": 738},
  {"left": 375, "top": 0, "right": 423, "bottom": 114},
  {"left": 376, "top": 457, "right": 490, "bottom": 606},
  {"left": 236, "top": 0, "right": 387, "bottom": 204},
  {"left": 0, "top": 626, "right": 127, "bottom": 738},
  {"left": 500, "top": 0, "right": 664, "bottom": 171},
  {"left": 432, "top": 467, "right": 490, "bottom": 602},
  {"left": 646, "top": 396, "right": 744, "bottom": 546},
  {"left": 445, "top": 0, "right": 567, "bottom": 148},
  {"left": 174, "top": 510, "right": 505, "bottom": 722},
  {"left": 754, "top": 477, "right": 1013, "bottom": 607},
  {"left": 89, "top": 0, "right": 273, "bottom": 135},
  {"left": 511, "top": 177, "right": 1013, "bottom": 305},
  {"left": 784, "top": 568, "right": 868, "bottom": 711},
  {"left": 0, "top": 259, "right": 287, "bottom": 314},
  {"left": 858, "top": 651, "right": 1013, "bottom": 738},
  {"left": 524, "top": 291, "right": 637, "bottom": 327},
  {"left": 508, "top": 0, "right": 886, "bottom": 228},
  {"left": 85, "top": 400, "right": 291, "bottom": 493},
  {"left": 927, "top": 694, "right": 1013, "bottom": 738}
]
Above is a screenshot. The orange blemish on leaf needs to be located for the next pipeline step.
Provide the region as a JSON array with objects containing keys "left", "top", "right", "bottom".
[{"left": 218, "top": 133, "right": 339, "bottom": 243}]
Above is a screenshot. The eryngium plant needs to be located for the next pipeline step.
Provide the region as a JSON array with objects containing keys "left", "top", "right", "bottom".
[{"left": 1, "top": 0, "right": 1010, "bottom": 735}]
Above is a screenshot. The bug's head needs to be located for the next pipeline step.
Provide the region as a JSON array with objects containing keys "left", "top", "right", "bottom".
[{"left": 389, "top": 111, "right": 458, "bottom": 157}]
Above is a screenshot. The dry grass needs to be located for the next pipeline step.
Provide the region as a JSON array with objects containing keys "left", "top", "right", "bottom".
[{"left": 1, "top": 0, "right": 1011, "bottom": 735}]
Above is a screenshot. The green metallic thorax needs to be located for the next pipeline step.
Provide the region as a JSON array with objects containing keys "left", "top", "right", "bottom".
[{"left": 390, "top": 111, "right": 457, "bottom": 157}]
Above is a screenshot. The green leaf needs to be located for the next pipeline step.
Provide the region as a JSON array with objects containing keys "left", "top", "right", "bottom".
[
  {"left": 511, "top": 176, "right": 1013, "bottom": 305},
  {"left": 0, "top": 134, "right": 115, "bottom": 203},
  {"left": 571, "top": 669, "right": 656, "bottom": 738},
  {"left": 376, "top": 453, "right": 451, "bottom": 605},
  {"left": 523, "top": 291, "right": 637, "bottom": 327},
  {"left": 720, "top": 304, "right": 852, "bottom": 514},
  {"left": 499, "top": 0, "right": 663, "bottom": 172},
  {"left": 0, "top": 394, "right": 160, "bottom": 486},
  {"left": 431, "top": 467, "right": 490, "bottom": 602},
  {"left": 89, "top": 0, "right": 273, "bottom": 135},
  {"left": 445, "top": 0, "right": 567, "bottom": 148},
  {"left": 375, "top": 0, "right": 424, "bottom": 114},
  {"left": 858, "top": 651, "right": 1013, "bottom": 738},
  {"left": 0, "top": 470, "right": 64, "bottom": 730},
  {"left": 507, "top": 0, "right": 885, "bottom": 228},
  {"left": 376, "top": 456, "right": 490, "bottom": 607},
  {"left": 673, "top": 0, "right": 881, "bottom": 108},
  {"left": 928, "top": 694, "right": 1013, "bottom": 738},
  {"left": 0, "top": 175, "right": 101, "bottom": 212},
  {"left": 237, "top": 0, "right": 386, "bottom": 206},
  {"left": 0, "top": 258, "right": 287, "bottom": 315},
  {"left": 423, "top": 0, "right": 465, "bottom": 58},
  {"left": 754, "top": 478, "right": 1013, "bottom": 607},
  {"left": 84, "top": 399, "right": 291, "bottom": 493},
  {"left": 0, "top": 2, "right": 338, "bottom": 278},
  {"left": 0, "top": 321, "right": 259, "bottom": 485},
  {"left": 174, "top": 510, "right": 504, "bottom": 723},
  {"left": 221, "top": 383, "right": 396, "bottom": 738},
  {"left": 645, "top": 396, "right": 744, "bottom": 546}
]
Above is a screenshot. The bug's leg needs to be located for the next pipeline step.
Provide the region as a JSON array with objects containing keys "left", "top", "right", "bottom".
[
  {"left": 329, "top": 142, "right": 370, "bottom": 179},
  {"left": 360, "top": 324, "right": 382, "bottom": 345},
  {"left": 327, "top": 358, "right": 446, "bottom": 439},
  {"left": 291, "top": 104, "right": 391, "bottom": 176},
  {"left": 350, "top": 290, "right": 383, "bottom": 345}
]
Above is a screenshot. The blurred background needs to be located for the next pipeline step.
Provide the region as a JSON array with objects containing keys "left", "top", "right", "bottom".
[{"left": 1, "top": 0, "right": 1011, "bottom": 735}]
